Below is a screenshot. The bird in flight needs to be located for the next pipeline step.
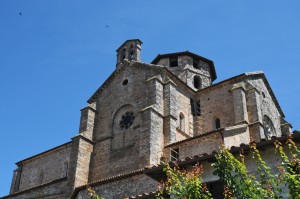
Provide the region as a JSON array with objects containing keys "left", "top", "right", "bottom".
[
  {"left": 106, "top": 25, "right": 110, "bottom": 28},
  {"left": 19, "top": 12, "right": 22, "bottom": 16}
]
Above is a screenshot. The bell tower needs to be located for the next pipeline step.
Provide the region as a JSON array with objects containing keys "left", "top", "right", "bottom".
[{"left": 116, "top": 39, "right": 143, "bottom": 65}]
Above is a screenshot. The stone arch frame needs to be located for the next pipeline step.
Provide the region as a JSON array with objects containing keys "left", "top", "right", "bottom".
[
  {"left": 263, "top": 115, "right": 276, "bottom": 140},
  {"left": 179, "top": 112, "right": 185, "bottom": 132},
  {"left": 112, "top": 104, "right": 135, "bottom": 135},
  {"left": 194, "top": 75, "right": 201, "bottom": 89}
]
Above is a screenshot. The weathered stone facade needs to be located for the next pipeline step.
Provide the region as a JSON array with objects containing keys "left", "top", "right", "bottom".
[{"left": 3, "top": 39, "right": 294, "bottom": 199}]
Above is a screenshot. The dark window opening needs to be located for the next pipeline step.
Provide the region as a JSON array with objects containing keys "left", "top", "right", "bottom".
[
  {"left": 196, "top": 100, "right": 201, "bottom": 116},
  {"left": 194, "top": 76, "right": 201, "bottom": 89},
  {"left": 171, "top": 148, "right": 179, "bottom": 161},
  {"left": 215, "top": 118, "right": 221, "bottom": 129},
  {"left": 130, "top": 50, "right": 134, "bottom": 60},
  {"left": 179, "top": 113, "right": 185, "bottom": 132},
  {"left": 129, "top": 45, "right": 134, "bottom": 60},
  {"left": 208, "top": 181, "right": 225, "bottom": 199},
  {"left": 122, "top": 49, "right": 126, "bottom": 60},
  {"left": 193, "top": 59, "right": 200, "bottom": 69},
  {"left": 262, "top": 92, "right": 266, "bottom": 98},
  {"left": 122, "top": 79, "right": 128, "bottom": 86},
  {"left": 191, "top": 98, "right": 201, "bottom": 117},
  {"left": 169, "top": 57, "right": 178, "bottom": 67}
]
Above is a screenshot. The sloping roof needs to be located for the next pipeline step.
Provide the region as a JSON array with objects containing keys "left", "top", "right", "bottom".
[
  {"left": 116, "top": 39, "right": 143, "bottom": 51},
  {"left": 151, "top": 51, "right": 217, "bottom": 81}
]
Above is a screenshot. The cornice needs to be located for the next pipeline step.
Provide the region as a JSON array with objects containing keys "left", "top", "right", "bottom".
[
  {"left": 70, "top": 169, "right": 145, "bottom": 199},
  {"left": 1, "top": 177, "right": 67, "bottom": 199}
]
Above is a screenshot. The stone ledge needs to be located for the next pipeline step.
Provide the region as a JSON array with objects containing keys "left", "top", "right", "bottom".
[
  {"left": 70, "top": 169, "right": 145, "bottom": 199},
  {"left": 224, "top": 123, "right": 248, "bottom": 136},
  {"left": 72, "top": 134, "right": 95, "bottom": 145},
  {"left": 1, "top": 177, "right": 67, "bottom": 198},
  {"left": 165, "top": 128, "right": 224, "bottom": 148}
]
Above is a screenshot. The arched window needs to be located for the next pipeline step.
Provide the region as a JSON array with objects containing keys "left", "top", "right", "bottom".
[
  {"left": 122, "top": 49, "right": 126, "bottom": 60},
  {"left": 129, "top": 45, "right": 134, "bottom": 60},
  {"left": 194, "top": 76, "right": 201, "bottom": 89},
  {"left": 193, "top": 59, "right": 200, "bottom": 69},
  {"left": 169, "top": 57, "right": 178, "bottom": 67},
  {"left": 263, "top": 115, "right": 276, "bottom": 139},
  {"left": 215, "top": 118, "right": 221, "bottom": 129},
  {"left": 179, "top": 113, "right": 185, "bottom": 132}
]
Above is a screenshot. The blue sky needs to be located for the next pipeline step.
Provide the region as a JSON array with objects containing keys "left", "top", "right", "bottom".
[{"left": 0, "top": 0, "right": 300, "bottom": 196}]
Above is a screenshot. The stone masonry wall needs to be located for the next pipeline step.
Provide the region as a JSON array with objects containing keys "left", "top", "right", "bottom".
[
  {"left": 164, "top": 131, "right": 223, "bottom": 161},
  {"left": 89, "top": 63, "right": 163, "bottom": 182},
  {"left": 247, "top": 77, "right": 282, "bottom": 137},
  {"left": 174, "top": 84, "right": 195, "bottom": 137},
  {"left": 17, "top": 143, "right": 72, "bottom": 192},
  {"left": 197, "top": 81, "right": 237, "bottom": 134},
  {"left": 3, "top": 179, "right": 67, "bottom": 199},
  {"left": 76, "top": 174, "right": 158, "bottom": 199}
]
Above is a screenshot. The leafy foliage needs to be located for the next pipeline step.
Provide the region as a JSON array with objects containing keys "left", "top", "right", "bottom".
[
  {"left": 87, "top": 138, "right": 300, "bottom": 199},
  {"left": 274, "top": 138, "right": 300, "bottom": 199},
  {"left": 87, "top": 186, "right": 104, "bottom": 199},
  {"left": 157, "top": 162, "right": 212, "bottom": 199},
  {"left": 212, "top": 138, "right": 300, "bottom": 199},
  {"left": 159, "top": 138, "right": 300, "bottom": 199}
]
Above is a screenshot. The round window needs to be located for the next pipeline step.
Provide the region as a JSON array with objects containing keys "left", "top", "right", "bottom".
[
  {"left": 122, "top": 79, "right": 128, "bottom": 86},
  {"left": 119, "top": 111, "right": 135, "bottom": 129}
]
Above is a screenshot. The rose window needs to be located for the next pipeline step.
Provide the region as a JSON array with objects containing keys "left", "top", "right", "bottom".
[{"left": 119, "top": 111, "right": 135, "bottom": 129}]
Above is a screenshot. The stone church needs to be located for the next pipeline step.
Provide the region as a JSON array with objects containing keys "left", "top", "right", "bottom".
[{"left": 3, "top": 39, "right": 298, "bottom": 199}]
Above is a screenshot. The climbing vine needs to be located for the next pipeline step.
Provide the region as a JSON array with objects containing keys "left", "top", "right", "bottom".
[
  {"left": 159, "top": 138, "right": 300, "bottom": 199},
  {"left": 157, "top": 162, "right": 212, "bottom": 199},
  {"left": 87, "top": 138, "right": 300, "bottom": 199}
]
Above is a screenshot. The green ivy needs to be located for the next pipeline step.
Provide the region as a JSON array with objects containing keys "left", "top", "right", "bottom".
[
  {"left": 87, "top": 138, "right": 300, "bottom": 199},
  {"left": 157, "top": 162, "right": 212, "bottom": 199}
]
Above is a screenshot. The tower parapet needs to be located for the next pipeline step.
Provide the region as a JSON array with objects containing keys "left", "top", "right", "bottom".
[
  {"left": 151, "top": 51, "right": 216, "bottom": 90},
  {"left": 116, "top": 39, "right": 143, "bottom": 66}
]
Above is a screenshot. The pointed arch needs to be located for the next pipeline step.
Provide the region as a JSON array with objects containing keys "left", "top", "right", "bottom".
[
  {"left": 263, "top": 115, "right": 276, "bottom": 139},
  {"left": 194, "top": 76, "right": 201, "bottom": 89}
]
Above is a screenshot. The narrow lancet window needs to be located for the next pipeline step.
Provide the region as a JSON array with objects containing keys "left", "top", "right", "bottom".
[
  {"left": 179, "top": 113, "right": 185, "bottom": 132},
  {"left": 194, "top": 76, "right": 201, "bottom": 89},
  {"left": 215, "top": 118, "right": 221, "bottom": 129}
]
